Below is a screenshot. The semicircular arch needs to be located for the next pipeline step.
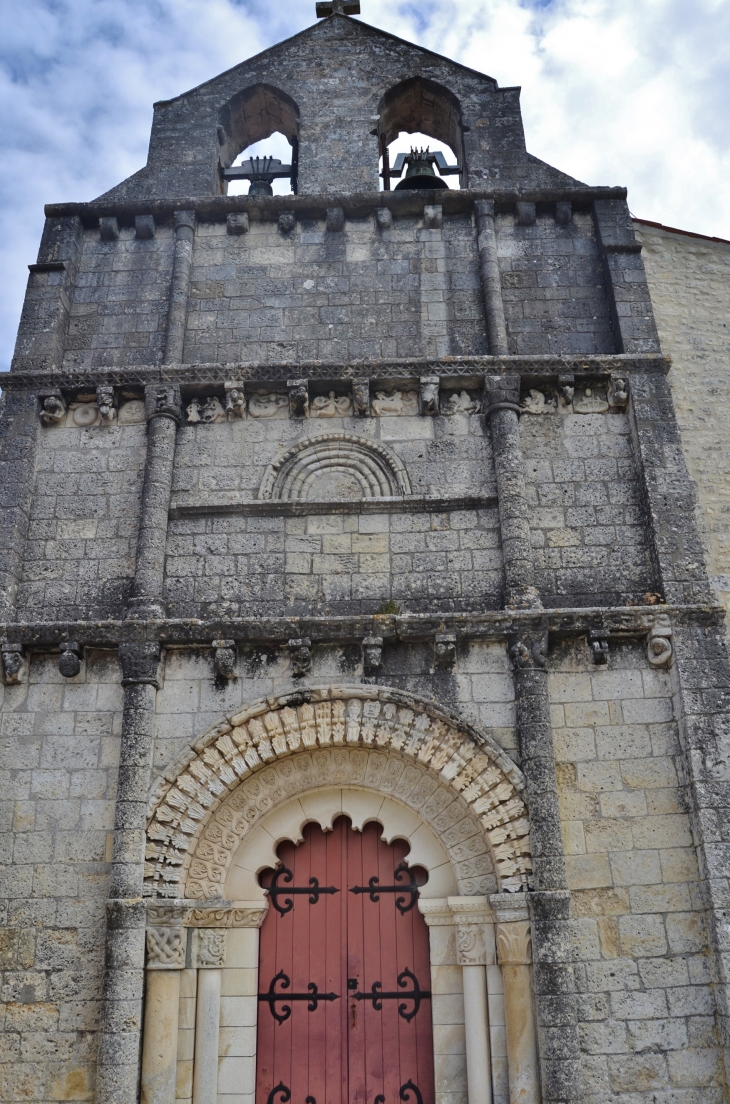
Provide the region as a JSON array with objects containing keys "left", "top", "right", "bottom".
[
  {"left": 258, "top": 433, "right": 411, "bottom": 501},
  {"left": 145, "top": 686, "right": 531, "bottom": 902}
]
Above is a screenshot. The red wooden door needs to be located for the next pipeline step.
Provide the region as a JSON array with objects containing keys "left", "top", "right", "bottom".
[{"left": 256, "top": 818, "right": 434, "bottom": 1104}]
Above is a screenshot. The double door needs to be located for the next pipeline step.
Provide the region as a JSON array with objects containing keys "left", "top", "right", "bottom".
[{"left": 256, "top": 817, "right": 434, "bottom": 1104}]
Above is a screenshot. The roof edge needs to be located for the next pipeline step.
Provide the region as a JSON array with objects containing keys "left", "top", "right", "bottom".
[{"left": 633, "top": 217, "right": 730, "bottom": 247}]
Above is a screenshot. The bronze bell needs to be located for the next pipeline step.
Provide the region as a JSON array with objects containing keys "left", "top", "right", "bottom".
[
  {"left": 248, "top": 156, "right": 275, "bottom": 197},
  {"left": 395, "top": 148, "right": 448, "bottom": 191}
]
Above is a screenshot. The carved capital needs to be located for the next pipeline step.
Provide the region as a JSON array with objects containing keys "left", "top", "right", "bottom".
[
  {"left": 509, "top": 632, "right": 548, "bottom": 672},
  {"left": 145, "top": 384, "right": 182, "bottom": 425},
  {"left": 120, "top": 643, "right": 162, "bottom": 688},
  {"left": 146, "top": 926, "right": 185, "bottom": 969},
  {"left": 456, "top": 924, "right": 487, "bottom": 966},
  {"left": 1, "top": 643, "right": 28, "bottom": 686},
  {"left": 483, "top": 374, "right": 521, "bottom": 415},
  {"left": 645, "top": 613, "right": 673, "bottom": 668},
  {"left": 174, "top": 210, "right": 196, "bottom": 234},
  {"left": 496, "top": 920, "right": 532, "bottom": 966},
  {"left": 191, "top": 927, "right": 227, "bottom": 969}
]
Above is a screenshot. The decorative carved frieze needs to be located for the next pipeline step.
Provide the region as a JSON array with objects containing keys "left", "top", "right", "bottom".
[
  {"left": 213, "top": 640, "right": 237, "bottom": 680},
  {"left": 187, "top": 906, "right": 267, "bottom": 929},
  {"left": 144, "top": 384, "right": 183, "bottom": 424},
  {"left": 645, "top": 613, "right": 673, "bottom": 668},
  {"left": 521, "top": 389, "right": 555, "bottom": 415},
  {"left": 442, "top": 391, "right": 480, "bottom": 416},
  {"left": 1, "top": 643, "right": 28, "bottom": 686},
  {"left": 311, "top": 392, "right": 353, "bottom": 417},
  {"left": 372, "top": 390, "right": 419, "bottom": 417}
]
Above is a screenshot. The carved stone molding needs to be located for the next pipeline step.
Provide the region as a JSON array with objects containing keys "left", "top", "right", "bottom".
[
  {"left": 186, "top": 906, "right": 267, "bottom": 929},
  {"left": 259, "top": 432, "right": 411, "bottom": 501},
  {"left": 191, "top": 928, "right": 227, "bottom": 969},
  {"left": 496, "top": 921, "right": 532, "bottom": 966},
  {"left": 146, "top": 927, "right": 185, "bottom": 970},
  {"left": 144, "top": 686, "right": 531, "bottom": 901}
]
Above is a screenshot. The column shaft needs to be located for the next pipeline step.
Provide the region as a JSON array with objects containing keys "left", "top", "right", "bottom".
[
  {"left": 475, "top": 200, "right": 509, "bottom": 355},
  {"left": 484, "top": 375, "right": 540, "bottom": 610},
  {"left": 164, "top": 210, "right": 196, "bottom": 364},
  {"left": 128, "top": 405, "right": 180, "bottom": 619},
  {"left": 193, "top": 969, "right": 222, "bottom": 1104},
  {"left": 463, "top": 965, "right": 492, "bottom": 1104},
  {"left": 501, "top": 963, "right": 539, "bottom": 1104},
  {"left": 141, "top": 970, "right": 182, "bottom": 1104}
]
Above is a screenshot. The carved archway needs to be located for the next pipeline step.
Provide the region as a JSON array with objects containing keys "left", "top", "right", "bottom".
[
  {"left": 258, "top": 433, "right": 411, "bottom": 501},
  {"left": 144, "top": 686, "right": 531, "bottom": 899}
]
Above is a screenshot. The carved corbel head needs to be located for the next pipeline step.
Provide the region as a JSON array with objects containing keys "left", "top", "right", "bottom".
[
  {"left": 608, "top": 375, "right": 629, "bottom": 410},
  {"left": 362, "top": 636, "right": 383, "bottom": 679},
  {"left": 645, "top": 613, "right": 673, "bottom": 668},
  {"left": 145, "top": 384, "right": 183, "bottom": 424},
  {"left": 39, "top": 390, "right": 66, "bottom": 426},
  {"left": 224, "top": 382, "right": 246, "bottom": 418},
  {"left": 1, "top": 643, "right": 28, "bottom": 686},
  {"left": 434, "top": 633, "right": 456, "bottom": 670},
  {"left": 419, "top": 376, "right": 440, "bottom": 417},
  {"left": 352, "top": 379, "right": 371, "bottom": 417},
  {"left": 588, "top": 627, "right": 609, "bottom": 665},
  {"left": 287, "top": 379, "right": 309, "bottom": 419},
  {"left": 213, "top": 640, "right": 237, "bottom": 680},
  {"left": 96, "top": 385, "right": 117, "bottom": 424},
  {"left": 289, "top": 638, "right": 312, "bottom": 678},
  {"left": 58, "top": 641, "right": 82, "bottom": 679}
]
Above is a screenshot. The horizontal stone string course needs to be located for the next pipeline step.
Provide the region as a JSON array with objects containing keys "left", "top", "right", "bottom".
[{"left": 144, "top": 686, "right": 531, "bottom": 899}]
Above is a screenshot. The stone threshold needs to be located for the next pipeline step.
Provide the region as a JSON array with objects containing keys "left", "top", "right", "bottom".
[
  {"left": 5, "top": 353, "right": 670, "bottom": 389},
  {"left": 1, "top": 604, "right": 721, "bottom": 651},
  {"left": 168, "top": 492, "right": 498, "bottom": 519}
]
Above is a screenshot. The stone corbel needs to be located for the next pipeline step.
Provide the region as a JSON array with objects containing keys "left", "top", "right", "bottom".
[
  {"left": 558, "top": 372, "right": 575, "bottom": 411},
  {"left": 423, "top": 205, "right": 443, "bottom": 230},
  {"left": 363, "top": 636, "right": 383, "bottom": 679},
  {"left": 375, "top": 207, "right": 393, "bottom": 230},
  {"left": 608, "top": 374, "right": 629, "bottom": 410},
  {"left": 645, "top": 612, "right": 673, "bottom": 668},
  {"left": 509, "top": 631, "right": 548, "bottom": 672},
  {"left": 588, "top": 626, "right": 609, "bottom": 665},
  {"left": 288, "top": 379, "right": 309, "bottom": 419},
  {"left": 326, "top": 207, "right": 345, "bottom": 233},
  {"left": 58, "top": 641, "right": 82, "bottom": 679},
  {"left": 227, "top": 212, "right": 250, "bottom": 235},
  {"left": 1, "top": 642, "right": 28, "bottom": 686},
  {"left": 39, "top": 389, "right": 66, "bottom": 426},
  {"left": 213, "top": 640, "right": 237, "bottom": 680},
  {"left": 279, "top": 210, "right": 296, "bottom": 234},
  {"left": 96, "top": 385, "right": 117, "bottom": 424},
  {"left": 224, "top": 381, "right": 246, "bottom": 418},
  {"left": 516, "top": 202, "right": 536, "bottom": 227},
  {"left": 99, "top": 216, "right": 119, "bottom": 242},
  {"left": 135, "top": 215, "right": 156, "bottom": 240},
  {"left": 419, "top": 376, "right": 439, "bottom": 416},
  {"left": 352, "top": 378, "right": 371, "bottom": 416},
  {"left": 434, "top": 633, "right": 456, "bottom": 670},
  {"left": 289, "top": 637, "right": 312, "bottom": 678},
  {"left": 555, "top": 201, "right": 572, "bottom": 226}
]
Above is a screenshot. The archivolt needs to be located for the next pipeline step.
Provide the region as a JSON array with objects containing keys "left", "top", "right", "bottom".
[
  {"left": 145, "top": 686, "right": 532, "bottom": 900},
  {"left": 258, "top": 433, "right": 411, "bottom": 501}
]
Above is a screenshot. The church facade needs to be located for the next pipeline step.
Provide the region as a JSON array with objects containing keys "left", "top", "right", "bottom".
[{"left": 2, "top": 6, "right": 730, "bottom": 1104}]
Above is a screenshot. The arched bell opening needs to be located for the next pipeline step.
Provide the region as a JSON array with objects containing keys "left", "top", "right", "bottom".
[
  {"left": 218, "top": 83, "right": 300, "bottom": 196},
  {"left": 376, "top": 77, "right": 465, "bottom": 192}
]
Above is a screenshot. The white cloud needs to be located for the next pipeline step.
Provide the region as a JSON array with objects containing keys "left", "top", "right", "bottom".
[{"left": 1, "top": 0, "right": 729, "bottom": 370}]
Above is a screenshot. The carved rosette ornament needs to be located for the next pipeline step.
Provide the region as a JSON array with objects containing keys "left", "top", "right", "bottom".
[{"left": 496, "top": 920, "right": 532, "bottom": 967}]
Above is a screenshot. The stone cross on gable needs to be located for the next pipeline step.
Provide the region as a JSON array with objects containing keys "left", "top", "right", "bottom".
[{"left": 316, "top": 0, "right": 361, "bottom": 16}]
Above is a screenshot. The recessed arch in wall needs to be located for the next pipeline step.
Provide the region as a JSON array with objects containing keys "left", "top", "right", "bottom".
[
  {"left": 258, "top": 432, "right": 412, "bottom": 501},
  {"left": 144, "top": 685, "right": 532, "bottom": 901},
  {"left": 218, "top": 82, "right": 300, "bottom": 194}
]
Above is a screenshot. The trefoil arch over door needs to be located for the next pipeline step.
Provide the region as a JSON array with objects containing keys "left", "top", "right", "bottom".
[{"left": 256, "top": 818, "right": 434, "bottom": 1104}]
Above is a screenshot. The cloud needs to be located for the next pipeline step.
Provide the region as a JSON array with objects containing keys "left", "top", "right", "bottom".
[{"left": 1, "top": 0, "right": 728, "bottom": 370}]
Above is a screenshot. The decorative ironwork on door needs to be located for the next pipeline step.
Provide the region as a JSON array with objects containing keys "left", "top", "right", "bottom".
[{"left": 255, "top": 817, "right": 434, "bottom": 1104}]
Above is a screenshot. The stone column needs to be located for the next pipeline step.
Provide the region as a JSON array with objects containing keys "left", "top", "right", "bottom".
[
  {"left": 141, "top": 911, "right": 186, "bottom": 1104},
  {"left": 475, "top": 200, "right": 509, "bottom": 356},
  {"left": 0, "top": 391, "right": 40, "bottom": 623},
  {"left": 192, "top": 929, "right": 227, "bottom": 1104},
  {"left": 449, "top": 897, "right": 493, "bottom": 1104},
  {"left": 126, "top": 385, "right": 182, "bottom": 619},
  {"left": 96, "top": 643, "right": 162, "bottom": 1104},
  {"left": 215, "top": 908, "right": 268, "bottom": 1104},
  {"left": 164, "top": 210, "right": 196, "bottom": 365},
  {"left": 491, "top": 900, "right": 539, "bottom": 1104},
  {"left": 483, "top": 375, "right": 540, "bottom": 611},
  {"left": 419, "top": 900, "right": 467, "bottom": 1104}
]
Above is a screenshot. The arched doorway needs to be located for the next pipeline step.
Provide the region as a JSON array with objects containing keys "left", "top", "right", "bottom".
[{"left": 256, "top": 818, "right": 433, "bottom": 1104}]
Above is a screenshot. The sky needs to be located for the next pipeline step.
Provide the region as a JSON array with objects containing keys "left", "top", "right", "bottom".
[{"left": 1, "top": 0, "right": 729, "bottom": 371}]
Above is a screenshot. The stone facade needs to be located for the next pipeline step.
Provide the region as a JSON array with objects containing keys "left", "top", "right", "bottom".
[{"left": 2, "top": 8, "right": 730, "bottom": 1104}]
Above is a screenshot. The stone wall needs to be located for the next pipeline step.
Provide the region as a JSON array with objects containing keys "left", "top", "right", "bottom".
[{"left": 637, "top": 221, "right": 730, "bottom": 626}]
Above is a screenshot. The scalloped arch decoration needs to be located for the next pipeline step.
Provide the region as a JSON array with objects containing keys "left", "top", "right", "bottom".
[
  {"left": 258, "top": 432, "right": 411, "bottom": 501},
  {"left": 145, "top": 686, "right": 532, "bottom": 900}
]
